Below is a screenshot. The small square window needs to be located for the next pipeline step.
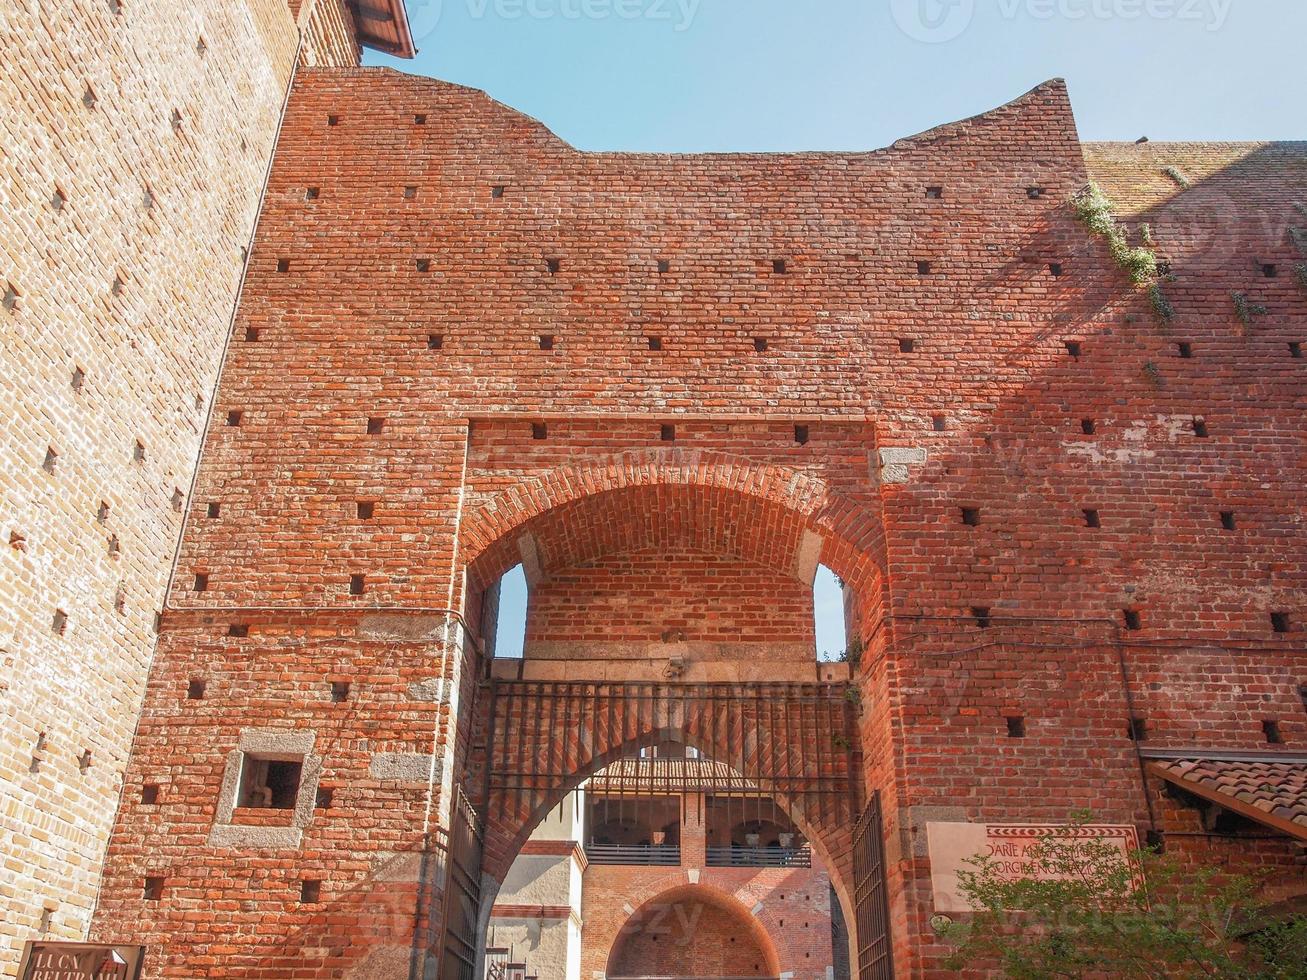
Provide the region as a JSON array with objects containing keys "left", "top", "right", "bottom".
[
  {"left": 539, "top": 335, "right": 554, "bottom": 350},
  {"left": 1123, "top": 609, "right": 1142, "bottom": 631},
  {"left": 491, "top": 185, "right": 506, "bottom": 199},
  {"left": 427, "top": 334, "right": 444, "bottom": 350},
  {"left": 646, "top": 336, "right": 662, "bottom": 351},
  {"left": 207, "top": 502, "right": 221, "bottom": 518},
  {"left": 238, "top": 757, "right": 303, "bottom": 809},
  {"left": 772, "top": 259, "right": 788, "bottom": 274},
  {"left": 1027, "top": 187, "right": 1045, "bottom": 199},
  {"left": 367, "top": 417, "right": 385, "bottom": 435},
  {"left": 753, "top": 337, "right": 769, "bottom": 353},
  {"left": 898, "top": 338, "right": 915, "bottom": 354},
  {"left": 141, "top": 784, "right": 161, "bottom": 805},
  {"left": 330, "top": 681, "right": 351, "bottom": 702},
  {"left": 961, "top": 507, "right": 980, "bottom": 527},
  {"left": 357, "top": 501, "right": 375, "bottom": 520},
  {"left": 300, "top": 880, "right": 322, "bottom": 903},
  {"left": 305, "top": 187, "right": 320, "bottom": 201},
  {"left": 315, "top": 786, "right": 334, "bottom": 809},
  {"left": 916, "top": 260, "right": 932, "bottom": 276},
  {"left": 925, "top": 186, "right": 943, "bottom": 199},
  {"left": 143, "top": 876, "right": 165, "bottom": 901},
  {"left": 1270, "top": 612, "right": 1290, "bottom": 634},
  {"left": 187, "top": 679, "right": 206, "bottom": 699},
  {"left": 1006, "top": 716, "right": 1026, "bottom": 738},
  {"left": 414, "top": 113, "right": 427, "bottom": 125},
  {"left": 349, "top": 574, "right": 365, "bottom": 595}
]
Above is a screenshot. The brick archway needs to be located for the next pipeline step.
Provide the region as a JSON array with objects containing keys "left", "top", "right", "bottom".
[
  {"left": 605, "top": 884, "right": 783, "bottom": 979},
  {"left": 470, "top": 683, "right": 862, "bottom": 936},
  {"left": 460, "top": 447, "right": 888, "bottom": 620}
]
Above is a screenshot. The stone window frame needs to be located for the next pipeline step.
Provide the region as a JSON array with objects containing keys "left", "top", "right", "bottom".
[{"left": 208, "top": 728, "right": 322, "bottom": 848}]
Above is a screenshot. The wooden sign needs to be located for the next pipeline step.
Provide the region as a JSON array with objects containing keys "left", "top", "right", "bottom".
[
  {"left": 927, "top": 822, "right": 1140, "bottom": 913},
  {"left": 17, "top": 942, "right": 145, "bottom": 980}
]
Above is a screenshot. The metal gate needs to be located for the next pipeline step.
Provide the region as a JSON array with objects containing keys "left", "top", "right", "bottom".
[
  {"left": 421, "top": 790, "right": 483, "bottom": 980},
  {"left": 852, "top": 792, "right": 893, "bottom": 979}
]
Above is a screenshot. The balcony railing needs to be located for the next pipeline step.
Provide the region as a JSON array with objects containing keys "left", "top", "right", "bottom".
[
  {"left": 705, "top": 845, "right": 812, "bottom": 868},
  {"left": 584, "top": 843, "right": 681, "bottom": 866}
]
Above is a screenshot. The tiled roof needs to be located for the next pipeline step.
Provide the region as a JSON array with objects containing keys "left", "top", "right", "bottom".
[
  {"left": 1149, "top": 758, "right": 1307, "bottom": 842},
  {"left": 588, "top": 758, "right": 757, "bottom": 794}
]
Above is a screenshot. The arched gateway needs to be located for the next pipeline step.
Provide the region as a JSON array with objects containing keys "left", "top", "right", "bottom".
[{"left": 422, "top": 464, "right": 896, "bottom": 979}]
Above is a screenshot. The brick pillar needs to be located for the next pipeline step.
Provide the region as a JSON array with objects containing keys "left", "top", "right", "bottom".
[{"left": 681, "top": 792, "right": 707, "bottom": 867}]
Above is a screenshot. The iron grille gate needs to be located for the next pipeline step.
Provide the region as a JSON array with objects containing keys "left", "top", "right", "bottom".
[
  {"left": 441, "top": 791, "right": 483, "bottom": 980},
  {"left": 852, "top": 792, "right": 893, "bottom": 980}
]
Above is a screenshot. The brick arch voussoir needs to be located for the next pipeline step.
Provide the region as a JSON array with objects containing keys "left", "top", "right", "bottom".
[
  {"left": 605, "top": 881, "right": 785, "bottom": 978},
  {"left": 461, "top": 447, "right": 882, "bottom": 590}
]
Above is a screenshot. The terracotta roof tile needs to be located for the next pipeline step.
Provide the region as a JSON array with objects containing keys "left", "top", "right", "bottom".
[{"left": 1149, "top": 758, "right": 1307, "bottom": 842}]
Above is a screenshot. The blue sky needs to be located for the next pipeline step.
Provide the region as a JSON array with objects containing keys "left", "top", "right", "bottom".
[
  {"left": 367, "top": 0, "right": 1305, "bottom": 152},
  {"left": 378, "top": 0, "right": 1299, "bottom": 657}
]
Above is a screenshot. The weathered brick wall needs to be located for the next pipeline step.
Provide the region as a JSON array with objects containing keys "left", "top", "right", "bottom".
[
  {"left": 581, "top": 869, "right": 835, "bottom": 979},
  {"left": 298, "top": 0, "right": 362, "bottom": 67},
  {"left": 88, "top": 66, "right": 1307, "bottom": 977},
  {"left": 524, "top": 551, "right": 814, "bottom": 660},
  {"left": 0, "top": 2, "right": 376, "bottom": 973}
]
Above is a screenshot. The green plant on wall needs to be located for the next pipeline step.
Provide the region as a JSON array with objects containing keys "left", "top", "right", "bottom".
[
  {"left": 939, "top": 811, "right": 1307, "bottom": 978},
  {"left": 1148, "top": 283, "right": 1175, "bottom": 323},
  {"left": 835, "top": 636, "right": 864, "bottom": 671},
  {"left": 1163, "top": 165, "right": 1191, "bottom": 189},
  {"left": 1072, "top": 184, "right": 1158, "bottom": 286},
  {"left": 1232, "top": 290, "right": 1269, "bottom": 326},
  {"left": 1142, "top": 361, "right": 1163, "bottom": 387},
  {"left": 1295, "top": 263, "right": 1307, "bottom": 293}
]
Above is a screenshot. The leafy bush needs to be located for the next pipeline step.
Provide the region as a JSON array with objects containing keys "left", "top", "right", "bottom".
[{"left": 940, "top": 811, "right": 1307, "bottom": 979}]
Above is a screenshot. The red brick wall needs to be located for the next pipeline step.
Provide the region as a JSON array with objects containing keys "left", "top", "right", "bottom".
[
  {"left": 525, "top": 550, "right": 815, "bottom": 660},
  {"left": 89, "top": 65, "right": 1307, "bottom": 979}
]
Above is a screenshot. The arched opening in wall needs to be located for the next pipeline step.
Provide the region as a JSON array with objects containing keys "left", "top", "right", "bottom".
[
  {"left": 814, "top": 563, "right": 849, "bottom": 662},
  {"left": 462, "top": 481, "right": 886, "bottom": 682},
  {"left": 606, "top": 886, "right": 782, "bottom": 980},
  {"left": 457, "top": 473, "right": 889, "bottom": 975},
  {"left": 483, "top": 742, "right": 842, "bottom": 980},
  {"left": 484, "top": 562, "right": 527, "bottom": 659}
]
